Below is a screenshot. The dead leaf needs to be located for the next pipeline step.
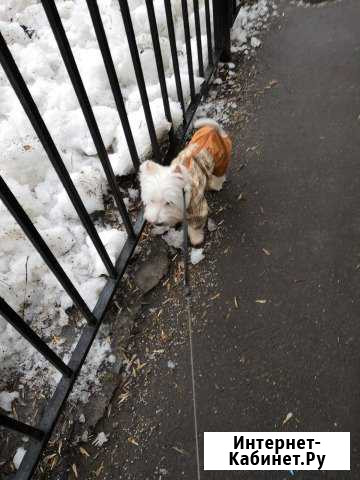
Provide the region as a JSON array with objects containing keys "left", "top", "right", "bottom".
[
  {"left": 282, "top": 412, "right": 293, "bottom": 425},
  {"left": 160, "top": 329, "right": 168, "bottom": 343},
  {"left": 43, "top": 453, "right": 57, "bottom": 464},
  {"left": 72, "top": 464, "right": 78, "bottom": 478},
  {"left": 95, "top": 462, "right": 104, "bottom": 477},
  {"left": 128, "top": 436, "right": 139, "bottom": 446},
  {"left": 118, "top": 391, "right": 130, "bottom": 405},
  {"left": 79, "top": 447, "right": 90, "bottom": 458},
  {"left": 234, "top": 297, "right": 239, "bottom": 309},
  {"left": 210, "top": 293, "right": 220, "bottom": 300},
  {"left": 51, "top": 336, "right": 62, "bottom": 345},
  {"left": 262, "top": 248, "right": 271, "bottom": 256},
  {"left": 51, "top": 456, "right": 58, "bottom": 470},
  {"left": 172, "top": 446, "right": 189, "bottom": 456},
  {"left": 255, "top": 299, "right": 267, "bottom": 304}
]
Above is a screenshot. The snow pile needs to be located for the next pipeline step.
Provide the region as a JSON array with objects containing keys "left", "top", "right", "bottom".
[
  {"left": 196, "top": 0, "right": 275, "bottom": 127},
  {"left": 231, "top": 0, "right": 275, "bottom": 54},
  {"left": 0, "top": 0, "right": 211, "bottom": 398}
]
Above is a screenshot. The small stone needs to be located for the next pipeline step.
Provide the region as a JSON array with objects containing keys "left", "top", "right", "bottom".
[
  {"left": 93, "top": 431, "right": 108, "bottom": 447},
  {"left": 134, "top": 239, "right": 169, "bottom": 293},
  {"left": 251, "top": 37, "right": 261, "bottom": 48},
  {"left": 167, "top": 360, "right": 176, "bottom": 369},
  {"left": 207, "top": 218, "right": 217, "bottom": 232},
  {"left": 13, "top": 447, "right": 26, "bottom": 470},
  {"left": 190, "top": 248, "right": 205, "bottom": 265}
]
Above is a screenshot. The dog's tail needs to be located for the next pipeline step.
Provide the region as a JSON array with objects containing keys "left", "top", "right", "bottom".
[{"left": 193, "top": 117, "right": 227, "bottom": 137}]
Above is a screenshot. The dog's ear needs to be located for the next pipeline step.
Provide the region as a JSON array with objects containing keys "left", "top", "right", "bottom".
[
  {"left": 171, "top": 164, "right": 185, "bottom": 179},
  {"left": 140, "top": 160, "right": 159, "bottom": 174},
  {"left": 172, "top": 165, "right": 183, "bottom": 175},
  {"left": 171, "top": 164, "right": 190, "bottom": 184}
]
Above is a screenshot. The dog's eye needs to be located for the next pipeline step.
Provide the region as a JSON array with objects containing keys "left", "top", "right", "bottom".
[{"left": 165, "top": 201, "right": 172, "bottom": 206}]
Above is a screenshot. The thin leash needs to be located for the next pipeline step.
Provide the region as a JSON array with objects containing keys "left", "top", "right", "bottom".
[{"left": 182, "top": 189, "right": 201, "bottom": 480}]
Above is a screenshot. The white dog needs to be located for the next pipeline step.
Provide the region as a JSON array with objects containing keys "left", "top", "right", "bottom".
[{"left": 139, "top": 118, "right": 232, "bottom": 246}]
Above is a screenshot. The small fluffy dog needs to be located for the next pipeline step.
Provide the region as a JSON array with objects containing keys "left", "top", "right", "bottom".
[{"left": 139, "top": 118, "right": 232, "bottom": 246}]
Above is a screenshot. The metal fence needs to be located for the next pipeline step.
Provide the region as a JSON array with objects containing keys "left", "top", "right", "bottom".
[{"left": 0, "top": 1, "right": 242, "bottom": 477}]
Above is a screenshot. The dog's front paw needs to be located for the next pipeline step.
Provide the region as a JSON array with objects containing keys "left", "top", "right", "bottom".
[
  {"left": 209, "top": 174, "right": 226, "bottom": 191},
  {"left": 188, "top": 226, "right": 204, "bottom": 246}
]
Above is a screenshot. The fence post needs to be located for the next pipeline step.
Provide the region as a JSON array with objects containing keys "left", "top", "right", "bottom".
[{"left": 213, "top": 0, "right": 232, "bottom": 62}]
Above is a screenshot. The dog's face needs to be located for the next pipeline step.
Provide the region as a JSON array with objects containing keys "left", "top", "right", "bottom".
[{"left": 139, "top": 160, "right": 190, "bottom": 227}]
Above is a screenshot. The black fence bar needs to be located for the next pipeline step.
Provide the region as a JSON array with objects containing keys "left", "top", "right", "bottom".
[
  {"left": 232, "top": 0, "right": 243, "bottom": 27},
  {"left": 224, "top": 5, "right": 232, "bottom": 62},
  {"left": 181, "top": 0, "right": 196, "bottom": 102},
  {"left": 0, "top": 297, "right": 73, "bottom": 378},
  {"left": 0, "top": 177, "right": 96, "bottom": 326},
  {"left": 193, "top": 0, "right": 204, "bottom": 77},
  {"left": 0, "top": 415, "right": 44, "bottom": 441},
  {"left": 41, "top": 0, "right": 135, "bottom": 239},
  {"left": 213, "top": 0, "right": 231, "bottom": 62},
  {"left": 85, "top": 0, "right": 140, "bottom": 171},
  {"left": 204, "top": 0, "right": 213, "bottom": 66},
  {"left": 14, "top": 215, "right": 145, "bottom": 480},
  {"left": 164, "top": 0, "right": 186, "bottom": 116},
  {"left": 145, "top": 0, "right": 175, "bottom": 150},
  {"left": 118, "top": 0, "right": 162, "bottom": 163},
  {"left": 0, "top": 32, "right": 116, "bottom": 279}
]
